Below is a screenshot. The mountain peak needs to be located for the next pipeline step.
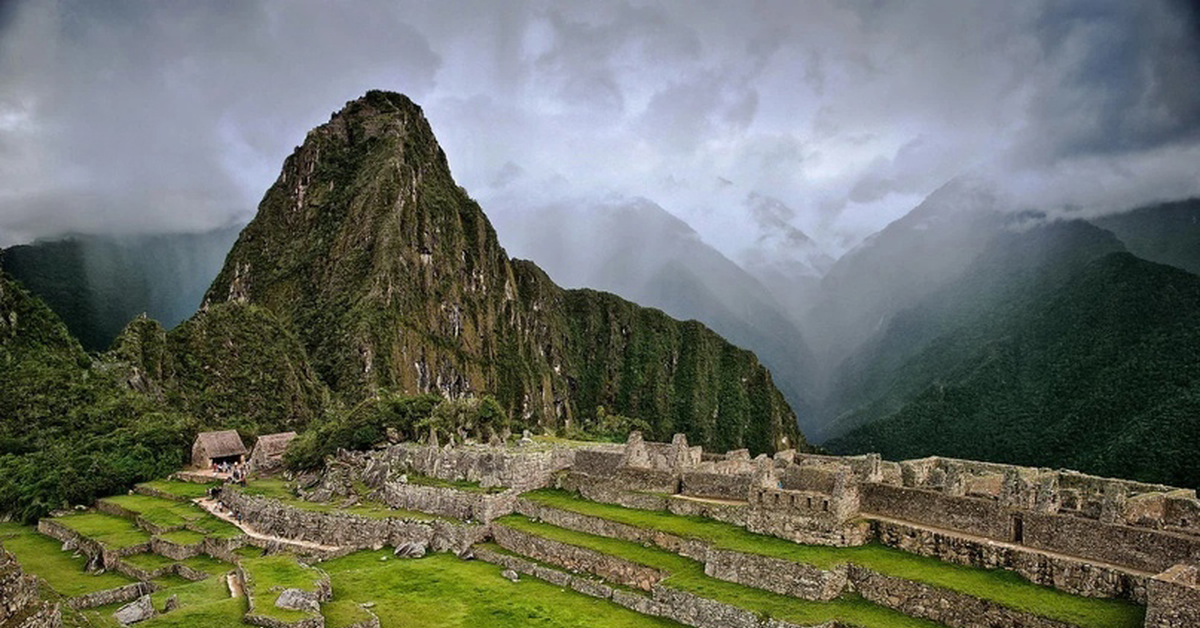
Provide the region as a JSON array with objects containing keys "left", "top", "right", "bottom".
[{"left": 202, "top": 92, "right": 803, "bottom": 452}]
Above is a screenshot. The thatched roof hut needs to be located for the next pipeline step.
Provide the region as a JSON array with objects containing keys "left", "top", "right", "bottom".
[
  {"left": 248, "top": 431, "right": 298, "bottom": 473},
  {"left": 191, "top": 430, "right": 248, "bottom": 468}
]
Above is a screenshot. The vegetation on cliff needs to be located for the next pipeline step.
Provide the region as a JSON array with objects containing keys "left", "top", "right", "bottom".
[{"left": 205, "top": 90, "right": 803, "bottom": 454}]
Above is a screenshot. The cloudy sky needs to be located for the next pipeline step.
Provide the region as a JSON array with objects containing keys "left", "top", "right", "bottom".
[{"left": 1, "top": 0, "right": 1199, "bottom": 261}]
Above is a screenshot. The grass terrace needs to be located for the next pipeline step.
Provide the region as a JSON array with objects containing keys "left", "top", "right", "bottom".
[
  {"left": 521, "top": 489, "right": 1145, "bottom": 628},
  {"left": 136, "top": 479, "right": 216, "bottom": 501},
  {"left": 241, "top": 554, "right": 325, "bottom": 624},
  {"left": 496, "top": 515, "right": 943, "bottom": 628},
  {"left": 405, "top": 473, "right": 507, "bottom": 494},
  {"left": 0, "top": 522, "right": 136, "bottom": 597},
  {"left": 241, "top": 479, "right": 442, "bottom": 521},
  {"left": 54, "top": 511, "right": 151, "bottom": 549},
  {"left": 320, "top": 550, "right": 682, "bottom": 628},
  {"left": 158, "top": 529, "right": 206, "bottom": 546}
]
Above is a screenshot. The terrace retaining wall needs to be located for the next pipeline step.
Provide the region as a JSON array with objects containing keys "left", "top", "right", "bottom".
[
  {"left": 1, "top": 547, "right": 61, "bottom": 627},
  {"left": 66, "top": 581, "right": 153, "bottom": 610},
  {"left": 491, "top": 524, "right": 666, "bottom": 591},
  {"left": 376, "top": 482, "right": 517, "bottom": 522},
  {"left": 221, "top": 489, "right": 487, "bottom": 554},
  {"left": 474, "top": 546, "right": 841, "bottom": 628},
  {"left": 874, "top": 519, "right": 1149, "bottom": 603},
  {"left": 36, "top": 519, "right": 149, "bottom": 571},
  {"left": 848, "top": 565, "right": 1077, "bottom": 628}
]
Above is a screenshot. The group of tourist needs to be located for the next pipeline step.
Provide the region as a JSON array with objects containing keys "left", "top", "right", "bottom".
[{"left": 213, "top": 460, "right": 248, "bottom": 486}]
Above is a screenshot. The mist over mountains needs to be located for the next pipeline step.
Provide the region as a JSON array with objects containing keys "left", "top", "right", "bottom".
[{"left": 5, "top": 150, "right": 1199, "bottom": 488}]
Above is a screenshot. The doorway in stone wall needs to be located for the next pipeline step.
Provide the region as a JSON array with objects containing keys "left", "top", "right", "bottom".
[{"left": 1012, "top": 513, "right": 1025, "bottom": 544}]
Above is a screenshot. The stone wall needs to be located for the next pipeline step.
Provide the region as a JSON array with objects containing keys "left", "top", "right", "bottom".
[
  {"left": 573, "top": 450, "right": 624, "bottom": 477},
  {"left": 874, "top": 519, "right": 1148, "bottom": 603},
  {"left": 665, "top": 495, "right": 749, "bottom": 527},
  {"left": 369, "top": 442, "right": 580, "bottom": 491},
  {"left": 1145, "top": 564, "right": 1200, "bottom": 628},
  {"left": 474, "top": 545, "right": 841, "bottom": 628},
  {"left": 491, "top": 525, "right": 665, "bottom": 591},
  {"left": 849, "top": 565, "right": 1076, "bottom": 628},
  {"left": 1, "top": 547, "right": 61, "bottom": 627},
  {"left": 36, "top": 519, "right": 149, "bottom": 571},
  {"left": 221, "top": 488, "right": 487, "bottom": 554},
  {"left": 861, "top": 483, "right": 1013, "bottom": 540},
  {"left": 703, "top": 548, "right": 847, "bottom": 601},
  {"left": 66, "top": 582, "right": 153, "bottom": 610},
  {"left": 376, "top": 482, "right": 516, "bottom": 522},
  {"left": 1023, "top": 510, "right": 1200, "bottom": 574},
  {"left": 680, "top": 472, "right": 750, "bottom": 501}
]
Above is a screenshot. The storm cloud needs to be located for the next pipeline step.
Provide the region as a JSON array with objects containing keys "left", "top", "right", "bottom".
[{"left": 1, "top": 0, "right": 1198, "bottom": 261}]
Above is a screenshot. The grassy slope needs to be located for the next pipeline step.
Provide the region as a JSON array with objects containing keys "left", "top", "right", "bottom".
[
  {"left": 522, "top": 490, "right": 1144, "bottom": 628},
  {"left": 0, "top": 522, "right": 135, "bottom": 597},
  {"left": 320, "top": 550, "right": 682, "bottom": 628}
]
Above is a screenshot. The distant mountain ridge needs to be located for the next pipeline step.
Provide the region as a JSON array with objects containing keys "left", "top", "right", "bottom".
[{"left": 1, "top": 225, "right": 243, "bottom": 351}]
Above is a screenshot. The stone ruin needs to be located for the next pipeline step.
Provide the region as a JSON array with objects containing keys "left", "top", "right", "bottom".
[{"left": 204, "top": 431, "right": 1199, "bottom": 627}]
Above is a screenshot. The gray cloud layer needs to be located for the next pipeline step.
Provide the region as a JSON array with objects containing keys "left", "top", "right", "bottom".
[{"left": 1, "top": 0, "right": 1198, "bottom": 260}]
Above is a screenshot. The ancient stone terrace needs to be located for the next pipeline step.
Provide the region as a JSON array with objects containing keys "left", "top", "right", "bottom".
[
  {"left": 556, "top": 432, "right": 1200, "bottom": 626},
  {"left": 4, "top": 433, "right": 1198, "bottom": 627}
]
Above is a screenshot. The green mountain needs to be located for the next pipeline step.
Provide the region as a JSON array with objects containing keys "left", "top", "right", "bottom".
[
  {"left": 826, "top": 221, "right": 1200, "bottom": 487},
  {"left": 203, "top": 90, "right": 802, "bottom": 453},
  {"left": 489, "top": 198, "right": 817, "bottom": 430},
  {"left": 0, "top": 225, "right": 243, "bottom": 352},
  {"left": 1090, "top": 198, "right": 1200, "bottom": 275}
]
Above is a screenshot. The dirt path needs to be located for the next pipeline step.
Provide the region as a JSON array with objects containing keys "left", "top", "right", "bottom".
[
  {"left": 226, "top": 573, "right": 244, "bottom": 598},
  {"left": 194, "top": 497, "right": 346, "bottom": 553}
]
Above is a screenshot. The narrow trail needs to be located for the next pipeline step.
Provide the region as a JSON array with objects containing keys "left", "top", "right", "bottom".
[
  {"left": 226, "top": 573, "right": 243, "bottom": 598},
  {"left": 194, "top": 497, "right": 346, "bottom": 553}
]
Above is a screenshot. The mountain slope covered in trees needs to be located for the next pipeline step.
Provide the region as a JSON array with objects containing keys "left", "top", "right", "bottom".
[
  {"left": 204, "top": 90, "right": 803, "bottom": 453},
  {"left": 826, "top": 222, "right": 1200, "bottom": 487}
]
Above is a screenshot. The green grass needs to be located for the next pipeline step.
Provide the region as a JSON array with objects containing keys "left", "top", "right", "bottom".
[
  {"left": 320, "top": 550, "right": 681, "bottom": 628},
  {"left": 121, "top": 552, "right": 176, "bottom": 572},
  {"left": 187, "top": 514, "right": 243, "bottom": 539},
  {"left": 235, "top": 545, "right": 265, "bottom": 559},
  {"left": 241, "top": 479, "right": 442, "bottom": 521},
  {"left": 241, "top": 554, "right": 325, "bottom": 623},
  {"left": 179, "top": 554, "right": 234, "bottom": 577},
  {"left": 323, "top": 599, "right": 377, "bottom": 628},
  {"left": 101, "top": 493, "right": 242, "bottom": 540},
  {"left": 405, "top": 473, "right": 507, "bottom": 494},
  {"left": 53, "top": 511, "right": 151, "bottom": 549},
  {"left": 77, "top": 569, "right": 239, "bottom": 628},
  {"left": 158, "top": 529, "right": 206, "bottom": 546},
  {"left": 101, "top": 494, "right": 207, "bottom": 528},
  {"left": 136, "top": 479, "right": 216, "bottom": 501},
  {"left": 0, "top": 523, "right": 136, "bottom": 597},
  {"left": 497, "top": 515, "right": 943, "bottom": 628},
  {"left": 522, "top": 490, "right": 1145, "bottom": 628}
]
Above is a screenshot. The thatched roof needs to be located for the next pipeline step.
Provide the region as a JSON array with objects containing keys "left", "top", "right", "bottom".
[
  {"left": 194, "top": 430, "right": 247, "bottom": 458},
  {"left": 253, "top": 432, "right": 298, "bottom": 457}
]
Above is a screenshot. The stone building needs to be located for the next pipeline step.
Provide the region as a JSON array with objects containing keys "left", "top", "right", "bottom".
[
  {"left": 247, "top": 431, "right": 298, "bottom": 474},
  {"left": 191, "top": 430, "right": 247, "bottom": 469}
]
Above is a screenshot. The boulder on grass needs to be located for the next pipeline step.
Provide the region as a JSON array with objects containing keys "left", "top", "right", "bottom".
[
  {"left": 275, "top": 588, "right": 320, "bottom": 613},
  {"left": 114, "top": 595, "right": 155, "bottom": 625}
]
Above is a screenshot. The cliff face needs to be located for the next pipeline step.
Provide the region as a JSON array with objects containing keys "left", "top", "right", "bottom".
[{"left": 205, "top": 91, "right": 802, "bottom": 453}]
